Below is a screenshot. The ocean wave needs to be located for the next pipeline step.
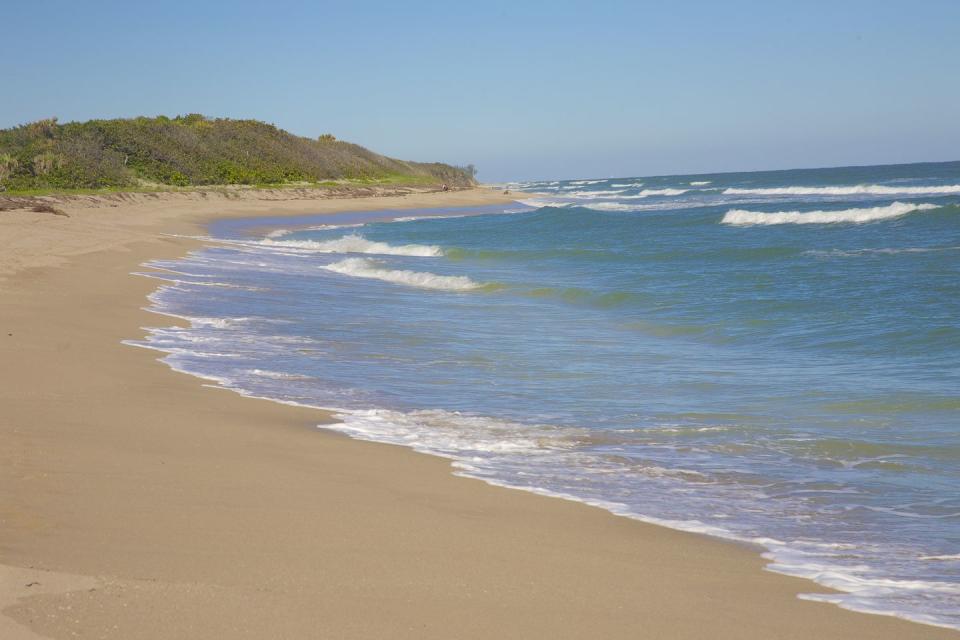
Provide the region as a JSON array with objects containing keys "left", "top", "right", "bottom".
[
  {"left": 805, "top": 245, "right": 960, "bottom": 257},
  {"left": 581, "top": 202, "right": 644, "bottom": 211},
  {"left": 246, "top": 368, "right": 313, "bottom": 380},
  {"left": 571, "top": 188, "right": 689, "bottom": 201},
  {"left": 518, "top": 198, "right": 570, "bottom": 208},
  {"left": 721, "top": 202, "right": 939, "bottom": 226},
  {"left": 390, "top": 213, "right": 471, "bottom": 223},
  {"left": 690, "top": 180, "right": 712, "bottom": 186},
  {"left": 611, "top": 182, "right": 644, "bottom": 188},
  {"left": 605, "top": 189, "right": 691, "bottom": 200},
  {"left": 323, "top": 257, "right": 486, "bottom": 291},
  {"left": 634, "top": 188, "right": 688, "bottom": 197},
  {"left": 723, "top": 184, "right": 960, "bottom": 196},
  {"left": 566, "top": 189, "right": 627, "bottom": 198},
  {"left": 321, "top": 407, "right": 960, "bottom": 630},
  {"left": 264, "top": 223, "right": 366, "bottom": 239},
  {"left": 259, "top": 234, "right": 442, "bottom": 257}
]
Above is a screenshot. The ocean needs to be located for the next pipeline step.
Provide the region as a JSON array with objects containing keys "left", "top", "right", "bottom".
[{"left": 131, "top": 161, "right": 960, "bottom": 629}]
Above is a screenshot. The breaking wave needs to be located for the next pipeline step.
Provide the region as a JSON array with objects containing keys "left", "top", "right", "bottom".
[
  {"left": 323, "top": 257, "right": 486, "bottom": 291},
  {"left": 260, "top": 234, "right": 442, "bottom": 256},
  {"left": 724, "top": 184, "right": 960, "bottom": 196},
  {"left": 636, "top": 188, "right": 688, "bottom": 197},
  {"left": 582, "top": 202, "right": 645, "bottom": 212},
  {"left": 722, "top": 202, "right": 939, "bottom": 226}
]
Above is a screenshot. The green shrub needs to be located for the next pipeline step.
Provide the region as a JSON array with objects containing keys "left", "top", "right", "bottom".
[{"left": 0, "top": 115, "right": 477, "bottom": 192}]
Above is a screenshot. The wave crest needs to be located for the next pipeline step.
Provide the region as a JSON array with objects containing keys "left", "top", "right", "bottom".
[
  {"left": 261, "top": 234, "right": 442, "bottom": 257},
  {"left": 723, "top": 184, "right": 960, "bottom": 196},
  {"left": 722, "top": 202, "right": 939, "bottom": 226},
  {"left": 323, "top": 257, "right": 486, "bottom": 291}
]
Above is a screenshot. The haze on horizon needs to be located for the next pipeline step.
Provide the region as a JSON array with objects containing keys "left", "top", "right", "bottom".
[{"left": 5, "top": 0, "right": 958, "bottom": 182}]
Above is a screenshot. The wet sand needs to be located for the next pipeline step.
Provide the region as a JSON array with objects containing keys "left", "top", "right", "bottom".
[{"left": 1, "top": 187, "right": 955, "bottom": 639}]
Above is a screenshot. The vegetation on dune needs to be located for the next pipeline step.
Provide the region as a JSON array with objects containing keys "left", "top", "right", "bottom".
[{"left": 0, "top": 115, "right": 476, "bottom": 193}]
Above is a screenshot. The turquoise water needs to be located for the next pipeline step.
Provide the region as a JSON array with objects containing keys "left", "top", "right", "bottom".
[{"left": 133, "top": 161, "right": 960, "bottom": 629}]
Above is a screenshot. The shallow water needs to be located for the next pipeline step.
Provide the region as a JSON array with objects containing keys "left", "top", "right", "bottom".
[{"left": 132, "top": 161, "right": 960, "bottom": 629}]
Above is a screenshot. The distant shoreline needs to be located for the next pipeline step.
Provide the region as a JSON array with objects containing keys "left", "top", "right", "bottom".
[{"left": 0, "top": 182, "right": 477, "bottom": 218}]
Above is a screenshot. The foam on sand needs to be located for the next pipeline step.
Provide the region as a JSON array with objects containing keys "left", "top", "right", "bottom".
[
  {"left": 722, "top": 202, "right": 939, "bottom": 226},
  {"left": 323, "top": 257, "right": 485, "bottom": 291}
]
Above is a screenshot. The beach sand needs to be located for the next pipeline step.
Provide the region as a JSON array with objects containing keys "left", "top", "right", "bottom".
[{"left": 1, "top": 187, "right": 955, "bottom": 639}]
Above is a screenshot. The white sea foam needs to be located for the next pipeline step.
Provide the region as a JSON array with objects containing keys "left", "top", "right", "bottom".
[
  {"left": 130, "top": 308, "right": 960, "bottom": 631},
  {"left": 260, "top": 234, "right": 442, "bottom": 257},
  {"left": 567, "top": 189, "right": 627, "bottom": 198},
  {"left": 247, "top": 368, "right": 313, "bottom": 380},
  {"left": 133, "top": 272, "right": 266, "bottom": 290},
  {"left": 581, "top": 202, "right": 644, "bottom": 212},
  {"left": 318, "top": 407, "right": 960, "bottom": 630},
  {"left": 569, "top": 179, "right": 606, "bottom": 185},
  {"left": 636, "top": 188, "right": 688, "bottom": 197},
  {"left": 132, "top": 210, "right": 960, "bottom": 631},
  {"left": 723, "top": 184, "right": 960, "bottom": 196},
  {"left": 608, "top": 188, "right": 691, "bottom": 200},
  {"left": 549, "top": 188, "right": 688, "bottom": 206},
  {"left": 331, "top": 408, "right": 582, "bottom": 456},
  {"left": 690, "top": 180, "right": 712, "bottom": 186},
  {"left": 611, "top": 182, "right": 644, "bottom": 188},
  {"left": 391, "top": 213, "right": 471, "bottom": 223},
  {"left": 518, "top": 198, "right": 570, "bottom": 208},
  {"left": 323, "top": 257, "right": 485, "bottom": 291},
  {"left": 264, "top": 224, "right": 364, "bottom": 238},
  {"left": 722, "top": 202, "right": 939, "bottom": 226},
  {"left": 190, "top": 316, "right": 250, "bottom": 329}
]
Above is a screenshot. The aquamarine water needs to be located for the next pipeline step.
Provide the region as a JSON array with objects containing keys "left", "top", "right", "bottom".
[{"left": 132, "top": 161, "right": 960, "bottom": 629}]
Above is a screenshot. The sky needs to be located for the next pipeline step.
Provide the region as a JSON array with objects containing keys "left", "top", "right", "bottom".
[{"left": 4, "top": 0, "right": 959, "bottom": 182}]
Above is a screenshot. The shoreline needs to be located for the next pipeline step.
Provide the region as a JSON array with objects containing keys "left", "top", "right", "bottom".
[{"left": 1, "top": 188, "right": 955, "bottom": 638}]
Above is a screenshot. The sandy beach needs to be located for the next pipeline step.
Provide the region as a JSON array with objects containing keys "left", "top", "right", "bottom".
[{"left": 1, "top": 187, "right": 955, "bottom": 639}]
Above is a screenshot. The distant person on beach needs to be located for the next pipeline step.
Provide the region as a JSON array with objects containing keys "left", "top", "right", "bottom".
[{"left": 441, "top": 183, "right": 449, "bottom": 191}]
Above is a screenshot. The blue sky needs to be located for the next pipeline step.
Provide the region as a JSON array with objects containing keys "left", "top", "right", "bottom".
[{"left": 5, "top": 0, "right": 959, "bottom": 181}]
